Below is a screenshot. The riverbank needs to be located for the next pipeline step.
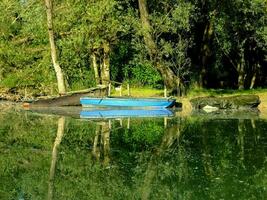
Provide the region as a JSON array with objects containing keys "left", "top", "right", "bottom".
[
  {"left": 118, "top": 87, "right": 267, "bottom": 114},
  {"left": 258, "top": 93, "right": 267, "bottom": 118},
  {"left": 118, "top": 88, "right": 267, "bottom": 118},
  {"left": 1, "top": 87, "right": 267, "bottom": 118},
  {"left": 179, "top": 89, "right": 267, "bottom": 118}
]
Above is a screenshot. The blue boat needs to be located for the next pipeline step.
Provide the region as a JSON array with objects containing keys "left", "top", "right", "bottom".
[
  {"left": 80, "top": 97, "right": 176, "bottom": 108},
  {"left": 80, "top": 109, "right": 174, "bottom": 119}
]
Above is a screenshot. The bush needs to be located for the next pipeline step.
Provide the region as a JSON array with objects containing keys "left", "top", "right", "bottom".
[{"left": 123, "top": 63, "right": 163, "bottom": 88}]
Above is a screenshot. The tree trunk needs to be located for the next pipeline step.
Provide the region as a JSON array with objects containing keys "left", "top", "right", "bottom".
[
  {"left": 237, "top": 50, "right": 245, "bottom": 90},
  {"left": 250, "top": 63, "right": 260, "bottom": 89},
  {"left": 101, "top": 43, "right": 110, "bottom": 85},
  {"left": 156, "top": 63, "right": 176, "bottom": 89},
  {"left": 199, "top": 68, "right": 206, "bottom": 88},
  {"left": 138, "top": 0, "right": 176, "bottom": 89},
  {"left": 237, "top": 67, "right": 245, "bottom": 90},
  {"left": 44, "top": 0, "right": 66, "bottom": 95},
  {"left": 176, "top": 77, "right": 185, "bottom": 97},
  {"left": 92, "top": 50, "right": 100, "bottom": 85},
  {"left": 199, "top": 20, "right": 213, "bottom": 88},
  {"left": 138, "top": 0, "right": 157, "bottom": 55},
  {"left": 250, "top": 72, "right": 256, "bottom": 89}
]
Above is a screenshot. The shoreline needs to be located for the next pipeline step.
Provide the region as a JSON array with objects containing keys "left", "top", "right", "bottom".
[
  {"left": 258, "top": 93, "right": 267, "bottom": 118},
  {"left": 1, "top": 92, "right": 267, "bottom": 118}
]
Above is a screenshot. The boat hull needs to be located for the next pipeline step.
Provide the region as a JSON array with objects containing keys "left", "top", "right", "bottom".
[{"left": 80, "top": 97, "right": 176, "bottom": 108}]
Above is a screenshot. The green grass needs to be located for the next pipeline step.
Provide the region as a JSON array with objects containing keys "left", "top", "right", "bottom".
[
  {"left": 111, "top": 86, "right": 165, "bottom": 97},
  {"left": 111, "top": 86, "right": 267, "bottom": 99},
  {"left": 186, "top": 88, "right": 267, "bottom": 98}
]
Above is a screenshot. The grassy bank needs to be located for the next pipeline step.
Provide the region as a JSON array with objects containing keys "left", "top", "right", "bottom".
[
  {"left": 112, "top": 87, "right": 267, "bottom": 117},
  {"left": 185, "top": 88, "right": 267, "bottom": 118}
]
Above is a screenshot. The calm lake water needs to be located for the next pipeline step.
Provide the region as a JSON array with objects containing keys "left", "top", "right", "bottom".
[{"left": 0, "top": 107, "right": 267, "bottom": 200}]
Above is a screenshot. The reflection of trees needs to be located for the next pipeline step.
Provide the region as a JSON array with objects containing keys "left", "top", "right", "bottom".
[
  {"left": 189, "top": 118, "right": 267, "bottom": 199},
  {"left": 237, "top": 119, "right": 245, "bottom": 164},
  {"left": 252, "top": 157, "right": 267, "bottom": 192},
  {"left": 92, "top": 121, "right": 111, "bottom": 166},
  {"left": 140, "top": 118, "right": 188, "bottom": 200},
  {"left": 48, "top": 117, "right": 65, "bottom": 200},
  {"left": 201, "top": 125, "right": 214, "bottom": 177},
  {"left": 135, "top": 117, "right": 267, "bottom": 199},
  {"left": 3, "top": 109, "right": 267, "bottom": 199},
  {"left": 0, "top": 111, "right": 58, "bottom": 199}
]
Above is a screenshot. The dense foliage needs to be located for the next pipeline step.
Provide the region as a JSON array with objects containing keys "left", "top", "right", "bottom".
[{"left": 0, "top": 0, "right": 266, "bottom": 95}]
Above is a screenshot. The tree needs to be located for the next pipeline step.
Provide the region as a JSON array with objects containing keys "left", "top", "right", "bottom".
[
  {"left": 44, "top": 0, "right": 66, "bottom": 94},
  {"left": 137, "top": 0, "right": 193, "bottom": 91},
  {"left": 0, "top": 0, "right": 266, "bottom": 96},
  {"left": 188, "top": 0, "right": 266, "bottom": 89},
  {"left": 198, "top": 0, "right": 267, "bottom": 89},
  {"left": 0, "top": 0, "right": 56, "bottom": 95},
  {"left": 137, "top": 0, "right": 176, "bottom": 89},
  {"left": 75, "top": 0, "right": 130, "bottom": 86}
]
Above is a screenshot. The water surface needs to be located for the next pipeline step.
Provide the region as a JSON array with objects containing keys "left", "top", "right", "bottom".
[{"left": 0, "top": 108, "right": 266, "bottom": 200}]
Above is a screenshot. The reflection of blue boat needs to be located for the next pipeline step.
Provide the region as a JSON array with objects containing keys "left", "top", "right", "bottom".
[
  {"left": 80, "top": 109, "right": 174, "bottom": 119},
  {"left": 80, "top": 97, "right": 176, "bottom": 108}
]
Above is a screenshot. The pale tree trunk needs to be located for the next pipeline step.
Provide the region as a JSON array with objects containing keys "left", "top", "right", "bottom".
[
  {"left": 237, "top": 63, "right": 245, "bottom": 90},
  {"left": 101, "top": 43, "right": 110, "bottom": 85},
  {"left": 92, "top": 50, "right": 100, "bottom": 85},
  {"left": 236, "top": 40, "right": 248, "bottom": 90},
  {"left": 237, "top": 49, "right": 245, "bottom": 90},
  {"left": 250, "top": 72, "right": 256, "bottom": 89},
  {"left": 138, "top": 0, "right": 176, "bottom": 89},
  {"left": 44, "top": 0, "right": 66, "bottom": 94},
  {"left": 250, "top": 63, "right": 260, "bottom": 89},
  {"left": 48, "top": 117, "right": 65, "bottom": 200}
]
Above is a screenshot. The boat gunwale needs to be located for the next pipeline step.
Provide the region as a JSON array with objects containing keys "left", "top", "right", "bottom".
[
  {"left": 80, "top": 97, "right": 175, "bottom": 102},
  {"left": 81, "top": 105, "right": 173, "bottom": 109}
]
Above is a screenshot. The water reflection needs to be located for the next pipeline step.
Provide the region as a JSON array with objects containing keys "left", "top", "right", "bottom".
[
  {"left": 48, "top": 117, "right": 65, "bottom": 200},
  {"left": 139, "top": 119, "right": 185, "bottom": 200},
  {"left": 0, "top": 109, "right": 266, "bottom": 199},
  {"left": 80, "top": 108, "right": 174, "bottom": 119},
  {"left": 92, "top": 121, "right": 110, "bottom": 166}
]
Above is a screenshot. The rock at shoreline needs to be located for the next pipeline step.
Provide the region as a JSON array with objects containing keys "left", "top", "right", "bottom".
[{"left": 190, "top": 95, "right": 261, "bottom": 110}]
